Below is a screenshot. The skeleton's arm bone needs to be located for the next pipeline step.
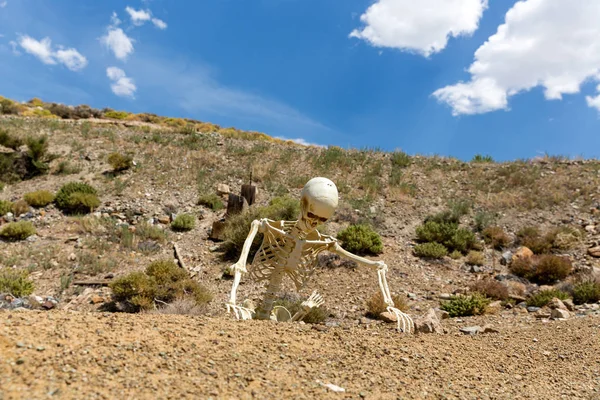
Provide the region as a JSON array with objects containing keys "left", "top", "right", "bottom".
[
  {"left": 227, "top": 219, "right": 264, "bottom": 306},
  {"left": 331, "top": 242, "right": 393, "bottom": 306}
]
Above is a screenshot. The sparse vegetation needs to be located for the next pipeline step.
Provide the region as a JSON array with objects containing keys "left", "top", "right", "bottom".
[
  {"left": 366, "top": 291, "right": 408, "bottom": 319},
  {"left": 109, "top": 259, "right": 212, "bottom": 312},
  {"left": 482, "top": 226, "right": 511, "bottom": 249},
  {"left": 441, "top": 293, "right": 491, "bottom": 317},
  {"left": 336, "top": 224, "right": 383, "bottom": 256},
  {"left": 171, "top": 213, "right": 196, "bottom": 232},
  {"left": 24, "top": 190, "right": 54, "bottom": 207},
  {"left": 469, "top": 279, "right": 509, "bottom": 301},
  {"left": 0, "top": 200, "right": 13, "bottom": 216},
  {"left": 0, "top": 269, "right": 35, "bottom": 297},
  {"left": 526, "top": 289, "right": 570, "bottom": 307},
  {"left": 571, "top": 279, "right": 600, "bottom": 305},
  {"left": 11, "top": 200, "right": 29, "bottom": 216},
  {"left": 413, "top": 242, "right": 448, "bottom": 259},
  {"left": 197, "top": 192, "right": 224, "bottom": 211},
  {"left": 107, "top": 152, "right": 134, "bottom": 172},
  {"left": 471, "top": 154, "right": 494, "bottom": 163},
  {"left": 466, "top": 250, "right": 485, "bottom": 266},
  {"left": 0, "top": 129, "right": 24, "bottom": 150},
  {"left": 0, "top": 221, "right": 36, "bottom": 241},
  {"left": 54, "top": 182, "right": 100, "bottom": 214},
  {"left": 510, "top": 254, "right": 573, "bottom": 284}
]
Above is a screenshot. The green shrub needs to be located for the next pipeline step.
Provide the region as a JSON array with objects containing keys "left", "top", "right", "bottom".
[
  {"left": 0, "top": 269, "right": 35, "bottom": 296},
  {"left": 549, "top": 226, "right": 583, "bottom": 251},
  {"left": 391, "top": 151, "right": 411, "bottom": 168},
  {"left": 24, "top": 190, "right": 54, "bottom": 207},
  {"left": 526, "top": 289, "right": 570, "bottom": 307},
  {"left": 107, "top": 152, "right": 134, "bottom": 172},
  {"left": 0, "top": 98, "right": 20, "bottom": 115},
  {"left": 221, "top": 195, "right": 300, "bottom": 260},
  {"left": 0, "top": 182, "right": 4, "bottom": 191},
  {"left": 449, "top": 250, "right": 462, "bottom": 259},
  {"left": 171, "top": 214, "right": 196, "bottom": 232},
  {"left": 109, "top": 260, "right": 212, "bottom": 312},
  {"left": 466, "top": 251, "right": 485, "bottom": 266},
  {"left": 0, "top": 221, "right": 36, "bottom": 241},
  {"left": 482, "top": 226, "right": 511, "bottom": 249},
  {"left": 572, "top": 280, "right": 600, "bottom": 305},
  {"left": 0, "top": 200, "right": 13, "bottom": 216},
  {"left": 54, "top": 161, "right": 81, "bottom": 175},
  {"left": 0, "top": 129, "right": 24, "bottom": 150},
  {"left": 366, "top": 291, "right": 408, "bottom": 319},
  {"left": 441, "top": 293, "right": 491, "bottom": 317},
  {"left": 197, "top": 193, "right": 224, "bottom": 211},
  {"left": 104, "top": 110, "right": 130, "bottom": 120},
  {"left": 55, "top": 182, "right": 100, "bottom": 214},
  {"left": 336, "top": 224, "right": 383, "bottom": 256},
  {"left": 471, "top": 154, "right": 494, "bottom": 163},
  {"left": 415, "top": 221, "right": 476, "bottom": 254},
  {"left": 413, "top": 242, "right": 448, "bottom": 259},
  {"left": 469, "top": 279, "right": 509, "bottom": 301},
  {"left": 510, "top": 254, "right": 572, "bottom": 284}
]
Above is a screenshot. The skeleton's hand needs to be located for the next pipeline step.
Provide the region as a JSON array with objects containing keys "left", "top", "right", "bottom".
[
  {"left": 301, "top": 290, "right": 324, "bottom": 311},
  {"left": 387, "top": 306, "right": 414, "bottom": 334},
  {"left": 226, "top": 302, "right": 254, "bottom": 320}
]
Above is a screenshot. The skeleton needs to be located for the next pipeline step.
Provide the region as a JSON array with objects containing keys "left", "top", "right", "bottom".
[{"left": 225, "top": 177, "right": 414, "bottom": 333}]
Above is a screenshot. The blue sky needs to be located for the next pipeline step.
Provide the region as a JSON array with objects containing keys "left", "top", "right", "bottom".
[{"left": 1, "top": 0, "right": 600, "bottom": 162}]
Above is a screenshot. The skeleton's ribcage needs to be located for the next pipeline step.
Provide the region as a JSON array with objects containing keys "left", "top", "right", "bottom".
[{"left": 248, "top": 229, "right": 327, "bottom": 291}]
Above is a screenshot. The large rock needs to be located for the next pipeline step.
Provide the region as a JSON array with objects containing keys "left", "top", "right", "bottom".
[
  {"left": 547, "top": 298, "right": 568, "bottom": 311},
  {"left": 513, "top": 246, "right": 533, "bottom": 261},
  {"left": 414, "top": 308, "right": 443, "bottom": 334},
  {"left": 551, "top": 308, "right": 570, "bottom": 319}
]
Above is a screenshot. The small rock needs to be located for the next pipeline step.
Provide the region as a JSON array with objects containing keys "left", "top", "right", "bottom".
[
  {"left": 547, "top": 298, "right": 568, "bottom": 311},
  {"left": 481, "top": 324, "right": 499, "bottom": 333},
  {"left": 500, "top": 251, "right": 513, "bottom": 265},
  {"left": 414, "top": 308, "right": 443, "bottom": 334},
  {"left": 438, "top": 310, "right": 450, "bottom": 319},
  {"left": 439, "top": 293, "right": 452, "bottom": 300},
  {"left": 459, "top": 326, "right": 481, "bottom": 335},
  {"left": 359, "top": 317, "right": 375, "bottom": 325},
  {"left": 41, "top": 301, "right": 55, "bottom": 310},
  {"left": 470, "top": 265, "right": 481, "bottom": 273},
  {"left": 157, "top": 215, "right": 170, "bottom": 224},
  {"left": 407, "top": 293, "right": 417, "bottom": 299},
  {"left": 68, "top": 253, "right": 77, "bottom": 261},
  {"left": 585, "top": 225, "right": 597, "bottom": 234},
  {"left": 90, "top": 296, "right": 105, "bottom": 304},
  {"left": 588, "top": 246, "right": 600, "bottom": 258},
  {"left": 563, "top": 299, "right": 575, "bottom": 311},
  {"left": 216, "top": 183, "right": 230, "bottom": 195},
  {"left": 379, "top": 312, "right": 397, "bottom": 323},
  {"left": 527, "top": 306, "right": 541, "bottom": 313},
  {"left": 551, "top": 308, "right": 570, "bottom": 319}
]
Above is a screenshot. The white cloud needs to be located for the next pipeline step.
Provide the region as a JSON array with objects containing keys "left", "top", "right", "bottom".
[
  {"left": 110, "top": 12, "right": 121, "bottom": 27},
  {"left": 152, "top": 18, "right": 167, "bottom": 30},
  {"left": 350, "top": 0, "right": 488, "bottom": 57},
  {"left": 586, "top": 85, "right": 600, "bottom": 112},
  {"left": 125, "top": 6, "right": 151, "bottom": 26},
  {"left": 17, "top": 35, "right": 87, "bottom": 71},
  {"left": 433, "top": 0, "right": 600, "bottom": 115},
  {"left": 106, "top": 67, "right": 136, "bottom": 98},
  {"left": 19, "top": 36, "right": 55, "bottom": 64},
  {"left": 101, "top": 28, "right": 134, "bottom": 60},
  {"left": 9, "top": 40, "right": 20, "bottom": 55},
  {"left": 274, "top": 136, "right": 325, "bottom": 147},
  {"left": 54, "top": 48, "right": 88, "bottom": 71}
]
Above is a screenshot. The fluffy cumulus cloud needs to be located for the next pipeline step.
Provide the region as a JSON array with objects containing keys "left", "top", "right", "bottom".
[
  {"left": 125, "top": 6, "right": 151, "bottom": 26},
  {"left": 101, "top": 27, "right": 134, "bottom": 61},
  {"left": 350, "top": 0, "right": 488, "bottom": 57},
  {"left": 125, "top": 6, "right": 167, "bottom": 29},
  {"left": 433, "top": 0, "right": 600, "bottom": 115},
  {"left": 107, "top": 67, "right": 136, "bottom": 98},
  {"left": 17, "top": 35, "right": 87, "bottom": 71}
]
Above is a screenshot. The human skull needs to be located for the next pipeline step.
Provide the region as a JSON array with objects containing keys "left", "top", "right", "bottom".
[{"left": 299, "top": 177, "right": 338, "bottom": 232}]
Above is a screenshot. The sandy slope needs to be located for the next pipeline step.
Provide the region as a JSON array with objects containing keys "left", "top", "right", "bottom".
[{"left": 1, "top": 311, "right": 599, "bottom": 400}]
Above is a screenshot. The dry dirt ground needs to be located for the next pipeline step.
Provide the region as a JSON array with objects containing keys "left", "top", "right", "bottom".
[{"left": 1, "top": 310, "right": 599, "bottom": 400}]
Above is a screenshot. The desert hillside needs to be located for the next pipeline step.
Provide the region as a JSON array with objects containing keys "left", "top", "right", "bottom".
[{"left": 0, "top": 97, "right": 599, "bottom": 399}]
